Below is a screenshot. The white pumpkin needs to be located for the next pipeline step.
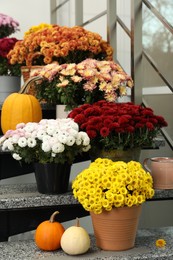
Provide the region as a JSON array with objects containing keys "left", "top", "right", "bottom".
[{"left": 60, "top": 218, "right": 90, "bottom": 255}]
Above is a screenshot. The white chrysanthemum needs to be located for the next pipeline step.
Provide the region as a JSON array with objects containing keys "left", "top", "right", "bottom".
[
  {"left": 7, "top": 141, "right": 14, "bottom": 151},
  {"left": 48, "top": 136, "right": 58, "bottom": 146},
  {"left": 57, "top": 118, "right": 71, "bottom": 125},
  {"left": 72, "top": 122, "right": 79, "bottom": 131},
  {"left": 2, "top": 139, "right": 14, "bottom": 151},
  {"left": 65, "top": 136, "right": 75, "bottom": 146},
  {"left": 12, "top": 153, "right": 22, "bottom": 160},
  {"left": 39, "top": 119, "right": 49, "bottom": 125},
  {"left": 52, "top": 142, "right": 65, "bottom": 153},
  {"left": 77, "top": 132, "right": 90, "bottom": 146},
  {"left": 82, "top": 144, "right": 91, "bottom": 152},
  {"left": 49, "top": 119, "right": 58, "bottom": 124},
  {"left": 42, "top": 135, "right": 51, "bottom": 142},
  {"left": 0, "top": 136, "right": 7, "bottom": 145},
  {"left": 18, "top": 137, "right": 27, "bottom": 148},
  {"left": 53, "top": 129, "right": 61, "bottom": 136},
  {"left": 76, "top": 138, "right": 82, "bottom": 145},
  {"left": 24, "top": 132, "right": 32, "bottom": 138},
  {"left": 58, "top": 118, "right": 79, "bottom": 132},
  {"left": 46, "top": 125, "right": 56, "bottom": 136},
  {"left": 24, "top": 122, "right": 38, "bottom": 133},
  {"left": 2, "top": 140, "right": 9, "bottom": 150},
  {"left": 31, "top": 130, "right": 37, "bottom": 138},
  {"left": 0, "top": 118, "right": 91, "bottom": 164},
  {"left": 16, "top": 123, "right": 25, "bottom": 129},
  {"left": 42, "top": 141, "right": 51, "bottom": 152},
  {"left": 56, "top": 130, "right": 69, "bottom": 137},
  {"left": 37, "top": 130, "right": 46, "bottom": 140},
  {"left": 37, "top": 124, "right": 46, "bottom": 131},
  {"left": 12, "top": 134, "right": 20, "bottom": 144},
  {"left": 57, "top": 134, "right": 68, "bottom": 144},
  {"left": 82, "top": 136, "right": 90, "bottom": 146},
  {"left": 67, "top": 128, "right": 78, "bottom": 137},
  {"left": 27, "top": 138, "right": 37, "bottom": 148}
]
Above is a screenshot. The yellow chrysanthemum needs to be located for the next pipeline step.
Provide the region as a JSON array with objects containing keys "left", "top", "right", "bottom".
[
  {"left": 155, "top": 239, "right": 166, "bottom": 248},
  {"left": 24, "top": 23, "right": 53, "bottom": 37},
  {"left": 72, "top": 159, "right": 154, "bottom": 213}
]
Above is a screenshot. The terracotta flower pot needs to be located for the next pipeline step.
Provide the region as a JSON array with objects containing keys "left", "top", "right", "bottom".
[
  {"left": 143, "top": 157, "right": 173, "bottom": 189},
  {"left": 90, "top": 205, "right": 142, "bottom": 251}
]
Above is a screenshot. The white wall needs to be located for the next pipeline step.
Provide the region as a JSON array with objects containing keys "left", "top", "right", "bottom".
[{"left": 0, "top": 0, "right": 51, "bottom": 39}]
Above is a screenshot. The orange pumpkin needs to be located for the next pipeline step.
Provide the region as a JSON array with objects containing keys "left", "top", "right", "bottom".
[
  {"left": 1, "top": 76, "right": 42, "bottom": 134},
  {"left": 35, "top": 211, "right": 65, "bottom": 251}
]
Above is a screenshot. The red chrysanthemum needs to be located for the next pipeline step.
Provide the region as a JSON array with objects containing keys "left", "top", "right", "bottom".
[
  {"left": 156, "top": 116, "right": 168, "bottom": 126},
  {"left": 72, "top": 114, "right": 86, "bottom": 124},
  {"left": 126, "top": 125, "right": 135, "bottom": 133},
  {"left": 118, "top": 115, "right": 131, "bottom": 125},
  {"left": 110, "top": 122, "right": 120, "bottom": 130},
  {"left": 135, "top": 123, "right": 144, "bottom": 128},
  {"left": 146, "top": 122, "right": 155, "bottom": 130},
  {"left": 142, "top": 108, "right": 154, "bottom": 116},
  {"left": 100, "top": 127, "right": 110, "bottom": 137},
  {"left": 84, "top": 107, "right": 101, "bottom": 117},
  {"left": 68, "top": 100, "right": 168, "bottom": 150},
  {"left": 103, "top": 117, "right": 114, "bottom": 126},
  {"left": 0, "top": 37, "right": 19, "bottom": 58},
  {"left": 86, "top": 129, "right": 97, "bottom": 139}
]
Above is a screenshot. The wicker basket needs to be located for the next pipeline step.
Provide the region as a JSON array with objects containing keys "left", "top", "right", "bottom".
[{"left": 21, "top": 66, "right": 43, "bottom": 95}]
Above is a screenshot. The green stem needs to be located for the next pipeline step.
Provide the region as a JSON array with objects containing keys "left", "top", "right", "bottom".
[{"left": 49, "top": 211, "right": 59, "bottom": 223}]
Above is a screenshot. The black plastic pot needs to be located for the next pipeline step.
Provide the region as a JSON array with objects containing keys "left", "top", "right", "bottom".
[{"left": 34, "top": 162, "right": 71, "bottom": 194}]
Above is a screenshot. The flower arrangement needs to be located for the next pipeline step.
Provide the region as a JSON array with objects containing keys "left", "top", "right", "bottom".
[
  {"left": 0, "top": 118, "right": 91, "bottom": 164},
  {"left": 24, "top": 23, "right": 53, "bottom": 37},
  {"left": 7, "top": 25, "right": 113, "bottom": 67},
  {"left": 0, "top": 13, "right": 20, "bottom": 38},
  {"left": 72, "top": 158, "right": 155, "bottom": 214},
  {"left": 32, "top": 59, "right": 133, "bottom": 110},
  {"left": 0, "top": 37, "right": 21, "bottom": 76},
  {"left": 68, "top": 100, "right": 168, "bottom": 150}
]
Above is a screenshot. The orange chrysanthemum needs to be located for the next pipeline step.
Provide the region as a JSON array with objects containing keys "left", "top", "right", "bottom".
[{"left": 7, "top": 25, "right": 113, "bottom": 66}]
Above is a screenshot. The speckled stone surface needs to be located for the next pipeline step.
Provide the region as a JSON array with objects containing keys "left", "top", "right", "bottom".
[
  {"left": 0, "top": 184, "right": 173, "bottom": 259},
  {"left": 0, "top": 228, "right": 173, "bottom": 259},
  {"left": 0, "top": 183, "right": 173, "bottom": 209},
  {"left": 0, "top": 183, "right": 78, "bottom": 209}
]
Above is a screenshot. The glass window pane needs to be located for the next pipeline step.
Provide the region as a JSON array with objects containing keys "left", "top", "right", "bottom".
[
  {"left": 143, "top": 2, "right": 173, "bottom": 87},
  {"left": 142, "top": 0, "right": 173, "bottom": 150}
]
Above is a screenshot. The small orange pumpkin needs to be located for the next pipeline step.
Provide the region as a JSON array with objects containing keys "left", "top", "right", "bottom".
[
  {"left": 1, "top": 76, "right": 42, "bottom": 134},
  {"left": 35, "top": 211, "right": 65, "bottom": 251}
]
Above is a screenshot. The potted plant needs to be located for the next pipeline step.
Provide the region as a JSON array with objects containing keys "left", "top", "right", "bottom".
[
  {"left": 68, "top": 100, "right": 168, "bottom": 161},
  {"left": 0, "top": 13, "right": 21, "bottom": 104},
  {"left": 0, "top": 37, "right": 21, "bottom": 77},
  {"left": 7, "top": 24, "right": 113, "bottom": 100},
  {"left": 0, "top": 118, "right": 91, "bottom": 194},
  {"left": 72, "top": 158, "right": 155, "bottom": 250},
  {"left": 0, "top": 13, "right": 20, "bottom": 38},
  {"left": 7, "top": 24, "right": 113, "bottom": 74},
  {"left": 30, "top": 58, "right": 133, "bottom": 112}
]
